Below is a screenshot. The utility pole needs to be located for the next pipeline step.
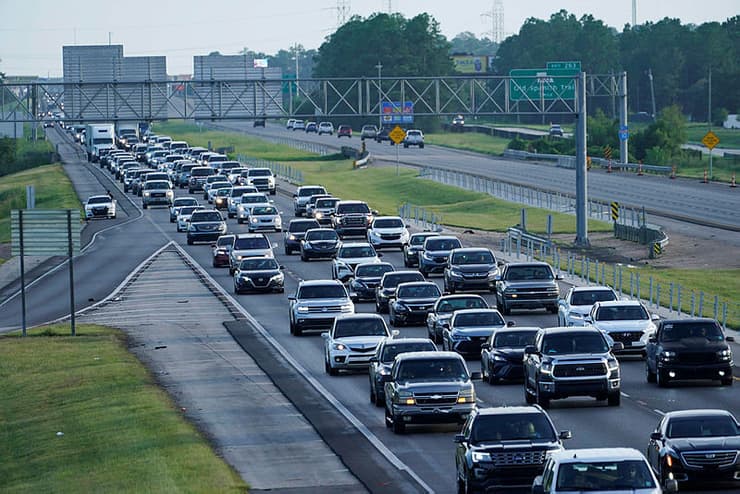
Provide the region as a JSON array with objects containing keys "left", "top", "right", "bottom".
[
  {"left": 708, "top": 66, "right": 713, "bottom": 179},
  {"left": 293, "top": 44, "right": 300, "bottom": 95},
  {"left": 375, "top": 62, "right": 383, "bottom": 129},
  {"left": 575, "top": 72, "right": 589, "bottom": 247}
]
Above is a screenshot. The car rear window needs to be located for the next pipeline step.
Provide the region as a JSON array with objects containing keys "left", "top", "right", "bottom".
[
  {"left": 298, "top": 285, "right": 347, "bottom": 299},
  {"left": 191, "top": 212, "right": 222, "bottom": 222},
  {"left": 234, "top": 237, "right": 269, "bottom": 249}
]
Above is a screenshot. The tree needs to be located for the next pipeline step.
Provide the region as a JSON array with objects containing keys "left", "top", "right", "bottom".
[
  {"left": 630, "top": 104, "right": 687, "bottom": 161},
  {"left": 449, "top": 32, "right": 498, "bottom": 56}
]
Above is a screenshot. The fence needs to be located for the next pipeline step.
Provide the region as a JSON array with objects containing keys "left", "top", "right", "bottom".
[
  {"left": 397, "top": 203, "right": 443, "bottom": 232},
  {"left": 236, "top": 154, "right": 304, "bottom": 185},
  {"left": 502, "top": 149, "right": 673, "bottom": 175}
]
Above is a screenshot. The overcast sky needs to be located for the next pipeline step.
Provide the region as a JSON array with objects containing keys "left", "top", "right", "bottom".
[{"left": 1, "top": 0, "right": 737, "bottom": 76}]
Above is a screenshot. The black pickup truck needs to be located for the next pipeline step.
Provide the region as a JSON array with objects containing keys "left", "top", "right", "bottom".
[{"left": 495, "top": 262, "right": 561, "bottom": 315}]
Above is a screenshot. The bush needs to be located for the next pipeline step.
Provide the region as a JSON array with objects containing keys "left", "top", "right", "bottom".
[{"left": 0, "top": 137, "right": 54, "bottom": 177}]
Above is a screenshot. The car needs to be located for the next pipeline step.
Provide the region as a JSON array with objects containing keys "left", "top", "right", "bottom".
[
  {"left": 331, "top": 242, "right": 382, "bottom": 282},
  {"left": 585, "top": 300, "right": 659, "bottom": 355},
  {"left": 211, "top": 234, "right": 235, "bottom": 268},
  {"left": 480, "top": 326, "right": 541, "bottom": 384},
  {"left": 348, "top": 262, "right": 395, "bottom": 302},
  {"left": 557, "top": 285, "right": 619, "bottom": 327},
  {"left": 322, "top": 314, "right": 395, "bottom": 375},
  {"left": 253, "top": 118, "right": 266, "bottom": 128},
  {"left": 337, "top": 125, "right": 352, "bottom": 138},
  {"left": 549, "top": 124, "right": 564, "bottom": 137},
  {"left": 523, "top": 327, "right": 623, "bottom": 408},
  {"left": 375, "top": 127, "right": 394, "bottom": 144},
  {"left": 300, "top": 228, "right": 341, "bottom": 261},
  {"left": 366, "top": 216, "right": 409, "bottom": 251},
  {"left": 228, "top": 233, "right": 274, "bottom": 274},
  {"left": 226, "top": 186, "right": 259, "bottom": 218},
  {"left": 233, "top": 256, "right": 285, "bottom": 294},
  {"left": 186, "top": 209, "right": 227, "bottom": 245},
  {"left": 381, "top": 351, "right": 480, "bottom": 434},
  {"left": 455, "top": 406, "right": 570, "bottom": 493},
  {"left": 375, "top": 270, "right": 425, "bottom": 314},
  {"left": 311, "top": 196, "right": 341, "bottom": 226},
  {"left": 441, "top": 308, "right": 511, "bottom": 356},
  {"left": 495, "top": 262, "right": 562, "bottom": 315},
  {"left": 645, "top": 318, "right": 734, "bottom": 387},
  {"left": 286, "top": 118, "right": 296, "bottom": 130},
  {"left": 176, "top": 205, "right": 204, "bottom": 232},
  {"left": 84, "top": 194, "right": 116, "bottom": 220},
  {"left": 418, "top": 235, "right": 462, "bottom": 277},
  {"left": 332, "top": 200, "right": 376, "bottom": 238},
  {"left": 305, "top": 121, "right": 318, "bottom": 133},
  {"left": 212, "top": 187, "right": 233, "bottom": 210},
  {"left": 188, "top": 166, "right": 216, "bottom": 193},
  {"left": 368, "top": 337, "right": 437, "bottom": 406},
  {"left": 317, "top": 122, "right": 334, "bottom": 135},
  {"left": 227, "top": 167, "right": 249, "bottom": 185},
  {"left": 532, "top": 448, "right": 670, "bottom": 494},
  {"left": 43, "top": 121, "right": 54, "bottom": 128},
  {"left": 389, "top": 281, "right": 442, "bottom": 327},
  {"left": 283, "top": 219, "right": 321, "bottom": 255},
  {"left": 122, "top": 167, "right": 143, "bottom": 192},
  {"left": 245, "top": 205, "right": 282, "bottom": 233},
  {"left": 244, "top": 167, "right": 276, "bottom": 195},
  {"left": 293, "top": 185, "right": 328, "bottom": 216},
  {"left": 646, "top": 409, "right": 740, "bottom": 487},
  {"left": 170, "top": 197, "right": 199, "bottom": 223},
  {"left": 402, "top": 231, "right": 439, "bottom": 267},
  {"left": 204, "top": 179, "right": 231, "bottom": 202},
  {"left": 292, "top": 119, "right": 305, "bottom": 131},
  {"left": 141, "top": 180, "right": 174, "bottom": 209},
  {"left": 443, "top": 247, "right": 499, "bottom": 294},
  {"left": 236, "top": 193, "right": 272, "bottom": 224},
  {"left": 360, "top": 125, "right": 378, "bottom": 140},
  {"left": 403, "top": 129, "right": 424, "bottom": 148},
  {"left": 426, "top": 294, "right": 489, "bottom": 343},
  {"left": 288, "top": 280, "right": 355, "bottom": 336},
  {"left": 304, "top": 194, "right": 333, "bottom": 219},
  {"left": 450, "top": 114, "right": 465, "bottom": 131}
]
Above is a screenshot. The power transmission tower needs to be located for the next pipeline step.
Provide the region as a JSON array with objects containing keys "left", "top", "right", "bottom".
[
  {"left": 336, "top": 0, "right": 351, "bottom": 27},
  {"left": 384, "top": 0, "right": 392, "bottom": 13},
  {"left": 481, "top": 0, "right": 505, "bottom": 43}
]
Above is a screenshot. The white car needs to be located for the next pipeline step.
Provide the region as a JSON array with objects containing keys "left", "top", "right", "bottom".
[
  {"left": 292, "top": 119, "right": 305, "bottom": 131},
  {"left": 84, "top": 194, "right": 116, "bottom": 219},
  {"left": 206, "top": 182, "right": 232, "bottom": 204},
  {"left": 236, "top": 193, "right": 272, "bottom": 224},
  {"left": 318, "top": 122, "right": 334, "bottom": 135},
  {"left": 403, "top": 129, "right": 424, "bottom": 148},
  {"left": 585, "top": 300, "right": 659, "bottom": 355},
  {"left": 228, "top": 233, "right": 275, "bottom": 274},
  {"left": 331, "top": 242, "right": 382, "bottom": 282},
  {"left": 322, "top": 313, "right": 397, "bottom": 375},
  {"left": 367, "top": 216, "right": 409, "bottom": 251},
  {"left": 286, "top": 118, "right": 296, "bottom": 130},
  {"left": 176, "top": 205, "right": 204, "bottom": 232},
  {"left": 557, "top": 286, "right": 619, "bottom": 327},
  {"left": 226, "top": 185, "right": 258, "bottom": 218},
  {"left": 532, "top": 447, "right": 672, "bottom": 494},
  {"left": 169, "top": 196, "right": 199, "bottom": 222},
  {"left": 246, "top": 205, "right": 282, "bottom": 232}
]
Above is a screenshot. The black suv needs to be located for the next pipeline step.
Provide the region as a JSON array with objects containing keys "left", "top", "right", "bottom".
[
  {"left": 283, "top": 218, "right": 320, "bottom": 255},
  {"left": 495, "top": 262, "right": 561, "bottom": 315},
  {"left": 645, "top": 318, "right": 734, "bottom": 387},
  {"left": 481, "top": 327, "right": 540, "bottom": 384},
  {"left": 524, "top": 327, "right": 622, "bottom": 408},
  {"left": 443, "top": 247, "right": 499, "bottom": 294},
  {"left": 455, "top": 406, "right": 571, "bottom": 493},
  {"left": 418, "top": 235, "right": 463, "bottom": 277},
  {"left": 332, "top": 200, "right": 376, "bottom": 238},
  {"left": 348, "top": 262, "right": 395, "bottom": 302},
  {"left": 403, "top": 231, "right": 439, "bottom": 267},
  {"left": 368, "top": 337, "right": 437, "bottom": 406},
  {"left": 375, "top": 270, "right": 425, "bottom": 314}
]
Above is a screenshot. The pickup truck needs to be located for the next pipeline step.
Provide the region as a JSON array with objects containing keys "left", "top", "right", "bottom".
[{"left": 495, "top": 262, "right": 561, "bottom": 315}]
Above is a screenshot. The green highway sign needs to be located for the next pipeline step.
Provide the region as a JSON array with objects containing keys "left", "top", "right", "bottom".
[
  {"left": 547, "top": 61, "right": 582, "bottom": 71},
  {"left": 509, "top": 68, "right": 578, "bottom": 102}
]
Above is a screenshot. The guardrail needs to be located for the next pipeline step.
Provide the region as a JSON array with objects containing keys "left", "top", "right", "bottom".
[
  {"left": 398, "top": 203, "right": 443, "bottom": 232},
  {"left": 236, "top": 154, "right": 304, "bottom": 185},
  {"left": 503, "top": 149, "right": 672, "bottom": 175}
]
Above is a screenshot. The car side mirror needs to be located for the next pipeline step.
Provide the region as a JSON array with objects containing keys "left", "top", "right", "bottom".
[
  {"left": 379, "top": 374, "right": 392, "bottom": 383},
  {"left": 442, "top": 322, "right": 450, "bottom": 329},
  {"left": 555, "top": 274, "right": 563, "bottom": 280},
  {"left": 369, "top": 356, "right": 378, "bottom": 363},
  {"left": 651, "top": 313, "right": 660, "bottom": 321},
  {"left": 650, "top": 431, "right": 663, "bottom": 441},
  {"left": 648, "top": 335, "right": 657, "bottom": 343},
  {"left": 524, "top": 345, "right": 536, "bottom": 355},
  {"left": 506, "top": 321, "right": 516, "bottom": 327},
  {"left": 481, "top": 343, "right": 491, "bottom": 350},
  {"left": 531, "top": 479, "right": 545, "bottom": 494},
  {"left": 320, "top": 332, "right": 329, "bottom": 339},
  {"left": 372, "top": 210, "right": 379, "bottom": 215},
  {"left": 377, "top": 253, "right": 383, "bottom": 257},
  {"left": 292, "top": 194, "right": 297, "bottom": 198},
  {"left": 469, "top": 372, "right": 482, "bottom": 380},
  {"left": 453, "top": 433, "right": 465, "bottom": 444},
  {"left": 210, "top": 243, "right": 216, "bottom": 247},
  {"left": 288, "top": 296, "right": 296, "bottom": 301},
  {"left": 559, "top": 430, "right": 572, "bottom": 440},
  {"left": 584, "top": 316, "right": 593, "bottom": 323},
  {"left": 612, "top": 342, "right": 625, "bottom": 352},
  {"left": 726, "top": 336, "right": 735, "bottom": 342},
  {"left": 391, "top": 330, "right": 400, "bottom": 337},
  {"left": 279, "top": 265, "right": 285, "bottom": 270}
]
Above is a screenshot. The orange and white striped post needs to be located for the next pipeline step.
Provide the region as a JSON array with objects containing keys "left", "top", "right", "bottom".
[
  {"left": 670, "top": 165, "right": 676, "bottom": 179},
  {"left": 703, "top": 169, "right": 708, "bottom": 183},
  {"left": 637, "top": 160, "right": 644, "bottom": 176},
  {"left": 731, "top": 173, "right": 737, "bottom": 188}
]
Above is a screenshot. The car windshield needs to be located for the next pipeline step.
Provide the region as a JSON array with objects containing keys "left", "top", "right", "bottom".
[
  {"left": 380, "top": 342, "right": 436, "bottom": 363},
  {"left": 542, "top": 333, "right": 609, "bottom": 354},
  {"left": 556, "top": 461, "right": 656, "bottom": 491},
  {"left": 595, "top": 305, "right": 649, "bottom": 321},
  {"left": 145, "top": 181, "right": 169, "bottom": 189},
  {"left": 216, "top": 189, "right": 232, "bottom": 196},
  {"left": 374, "top": 219, "right": 404, "bottom": 228},
  {"left": 506, "top": 266, "right": 554, "bottom": 281},
  {"left": 289, "top": 221, "right": 319, "bottom": 233},
  {"left": 666, "top": 416, "right": 739, "bottom": 438},
  {"left": 191, "top": 168, "right": 214, "bottom": 177},
  {"left": 242, "top": 195, "right": 268, "bottom": 204},
  {"left": 355, "top": 264, "right": 394, "bottom": 277},
  {"left": 250, "top": 169, "right": 271, "bottom": 177},
  {"left": 192, "top": 212, "right": 222, "bottom": 222},
  {"left": 339, "top": 204, "right": 370, "bottom": 214},
  {"left": 174, "top": 198, "right": 197, "bottom": 207},
  {"left": 493, "top": 330, "right": 538, "bottom": 348},
  {"left": 397, "top": 284, "right": 441, "bottom": 298},
  {"left": 298, "top": 285, "right": 347, "bottom": 299},
  {"left": 316, "top": 199, "right": 339, "bottom": 208},
  {"left": 396, "top": 359, "right": 467, "bottom": 382},
  {"left": 251, "top": 206, "right": 277, "bottom": 215},
  {"left": 234, "top": 237, "right": 269, "bottom": 250},
  {"left": 87, "top": 197, "right": 110, "bottom": 204},
  {"left": 437, "top": 297, "right": 487, "bottom": 313},
  {"left": 451, "top": 251, "right": 494, "bottom": 264},
  {"left": 300, "top": 187, "right": 325, "bottom": 197},
  {"left": 660, "top": 321, "right": 724, "bottom": 342},
  {"left": 453, "top": 311, "right": 504, "bottom": 327},
  {"left": 340, "top": 246, "right": 375, "bottom": 258},
  {"left": 239, "top": 258, "right": 279, "bottom": 271},
  {"left": 180, "top": 206, "right": 201, "bottom": 215},
  {"left": 306, "top": 230, "right": 338, "bottom": 241},
  {"left": 216, "top": 236, "right": 234, "bottom": 247},
  {"left": 471, "top": 414, "right": 555, "bottom": 443},
  {"left": 571, "top": 290, "right": 617, "bottom": 306},
  {"left": 382, "top": 273, "right": 423, "bottom": 288},
  {"left": 426, "top": 238, "right": 461, "bottom": 251},
  {"left": 334, "top": 318, "right": 387, "bottom": 338},
  {"left": 410, "top": 234, "right": 436, "bottom": 246}
]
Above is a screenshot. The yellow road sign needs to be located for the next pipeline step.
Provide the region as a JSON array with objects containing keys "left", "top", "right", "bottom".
[
  {"left": 610, "top": 201, "right": 619, "bottom": 221},
  {"left": 653, "top": 242, "right": 662, "bottom": 256},
  {"left": 389, "top": 125, "right": 406, "bottom": 145},
  {"left": 702, "top": 130, "right": 720, "bottom": 150}
]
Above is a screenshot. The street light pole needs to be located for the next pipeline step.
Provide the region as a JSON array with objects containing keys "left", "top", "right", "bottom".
[
  {"left": 294, "top": 44, "right": 300, "bottom": 95},
  {"left": 375, "top": 62, "right": 383, "bottom": 129}
]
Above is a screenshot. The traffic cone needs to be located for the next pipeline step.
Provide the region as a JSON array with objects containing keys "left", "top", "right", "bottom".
[
  {"left": 703, "top": 169, "right": 708, "bottom": 183},
  {"left": 670, "top": 165, "right": 676, "bottom": 179},
  {"left": 637, "top": 161, "right": 644, "bottom": 176},
  {"left": 731, "top": 173, "right": 737, "bottom": 188}
]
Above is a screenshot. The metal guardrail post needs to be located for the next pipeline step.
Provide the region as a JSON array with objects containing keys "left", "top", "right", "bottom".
[
  {"left": 669, "top": 283, "right": 674, "bottom": 313},
  {"left": 698, "top": 292, "right": 704, "bottom": 317},
  {"left": 656, "top": 284, "right": 662, "bottom": 311},
  {"left": 713, "top": 295, "right": 719, "bottom": 320},
  {"left": 677, "top": 286, "right": 682, "bottom": 315},
  {"left": 636, "top": 272, "right": 641, "bottom": 300},
  {"left": 691, "top": 292, "right": 696, "bottom": 317}
]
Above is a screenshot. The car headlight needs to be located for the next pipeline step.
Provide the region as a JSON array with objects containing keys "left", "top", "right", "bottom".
[
  {"left": 377, "top": 366, "right": 391, "bottom": 376},
  {"left": 718, "top": 349, "right": 732, "bottom": 361},
  {"left": 450, "top": 332, "right": 468, "bottom": 341},
  {"left": 297, "top": 306, "right": 310, "bottom": 313},
  {"left": 540, "top": 361, "right": 553, "bottom": 375},
  {"left": 660, "top": 350, "right": 677, "bottom": 361},
  {"left": 269, "top": 273, "right": 284, "bottom": 283},
  {"left": 352, "top": 279, "right": 367, "bottom": 289},
  {"left": 421, "top": 251, "right": 434, "bottom": 261},
  {"left": 457, "top": 388, "right": 475, "bottom": 404},
  {"left": 492, "top": 353, "right": 507, "bottom": 361},
  {"left": 471, "top": 451, "right": 492, "bottom": 462},
  {"left": 275, "top": 217, "right": 282, "bottom": 226},
  {"left": 166, "top": 190, "right": 174, "bottom": 197},
  {"left": 250, "top": 217, "right": 258, "bottom": 223},
  {"left": 143, "top": 191, "right": 150, "bottom": 197},
  {"left": 487, "top": 268, "right": 500, "bottom": 278},
  {"left": 394, "top": 302, "right": 409, "bottom": 313},
  {"left": 607, "top": 357, "right": 619, "bottom": 371},
  {"left": 288, "top": 234, "right": 296, "bottom": 241},
  {"left": 218, "top": 224, "right": 226, "bottom": 232},
  {"left": 332, "top": 342, "right": 347, "bottom": 351},
  {"left": 315, "top": 212, "right": 323, "bottom": 219},
  {"left": 340, "top": 303, "right": 354, "bottom": 313},
  {"left": 396, "top": 390, "right": 415, "bottom": 405},
  {"left": 448, "top": 269, "right": 463, "bottom": 279}
]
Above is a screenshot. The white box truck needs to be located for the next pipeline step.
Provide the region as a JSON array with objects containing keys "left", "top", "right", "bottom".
[{"left": 85, "top": 123, "right": 116, "bottom": 163}]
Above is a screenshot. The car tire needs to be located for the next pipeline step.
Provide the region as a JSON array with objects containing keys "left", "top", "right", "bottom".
[
  {"left": 501, "top": 300, "right": 511, "bottom": 315},
  {"left": 524, "top": 380, "right": 536, "bottom": 404},
  {"left": 237, "top": 218, "right": 243, "bottom": 224},
  {"left": 448, "top": 282, "right": 456, "bottom": 294},
  {"left": 607, "top": 393, "right": 621, "bottom": 406},
  {"left": 403, "top": 143, "right": 409, "bottom": 148},
  {"left": 300, "top": 252, "right": 309, "bottom": 262},
  {"left": 646, "top": 362, "right": 657, "bottom": 383},
  {"left": 391, "top": 412, "right": 405, "bottom": 434},
  {"left": 285, "top": 246, "right": 292, "bottom": 255},
  {"left": 188, "top": 188, "right": 194, "bottom": 194},
  {"left": 420, "top": 268, "right": 428, "bottom": 278},
  {"left": 142, "top": 203, "right": 147, "bottom": 209},
  {"left": 384, "top": 406, "right": 393, "bottom": 429},
  {"left": 721, "top": 377, "right": 733, "bottom": 386},
  {"left": 535, "top": 381, "right": 550, "bottom": 408},
  {"left": 548, "top": 305, "right": 559, "bottom": 314},
  {"left": 187, "top": 238, "right": 193, "bottom": 245},
  {"left": 325, "top": 358, "right": 338, "bottom": 376},
  {"left": 233, "top": 284, "right": 240, "bottom": 295},
  {"left": 657, "top": 370, "right": 670, "bottom": 388},
  {"left": 419, "top": 143, "right": 424, "bottom": 149}
]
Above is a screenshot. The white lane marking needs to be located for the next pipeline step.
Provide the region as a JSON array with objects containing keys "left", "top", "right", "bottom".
[
  {"left": 173, "top": 242, "right": 435, "bottom": 494},
  {"left": 620, "top": 392, "right": 630, "bottom": 397}
]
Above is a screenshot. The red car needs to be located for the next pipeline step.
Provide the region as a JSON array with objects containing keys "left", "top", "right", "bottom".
[
  {"left": 337, "top": 125, "right": 352, "bottom": 138},
  {"left": 211, "top": 234, "right": 235, "bottom": 268}
]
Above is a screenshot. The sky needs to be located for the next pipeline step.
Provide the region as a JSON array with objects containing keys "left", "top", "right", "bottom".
[{"left": 1, "top": 0, "right": 737, "bottom": 77}]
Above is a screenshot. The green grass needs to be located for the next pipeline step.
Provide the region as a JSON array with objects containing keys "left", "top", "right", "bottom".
[
  {"left": 0, "top": 164, "right": 81, "bottom": 246},
  {"left": 686, "top": 123, "right": 740, "bottom": 148},
  {"left": 0, "top": 324, "right": 247, "bottom": 494},
  {"left": 425, "top": 133, "right": 511, "bottom": 156}
]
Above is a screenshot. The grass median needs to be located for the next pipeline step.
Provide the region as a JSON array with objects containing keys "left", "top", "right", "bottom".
[{"left": 0, "top": 324, "right": 247, "bottom": 493}]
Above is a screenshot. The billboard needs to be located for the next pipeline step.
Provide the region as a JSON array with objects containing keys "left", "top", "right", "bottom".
[
  {"left": 382, "top": 101, "right": 413, "bottom": 124},
  {"left": 452, "top": 55, "right": 488, "bottom": 74}
]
